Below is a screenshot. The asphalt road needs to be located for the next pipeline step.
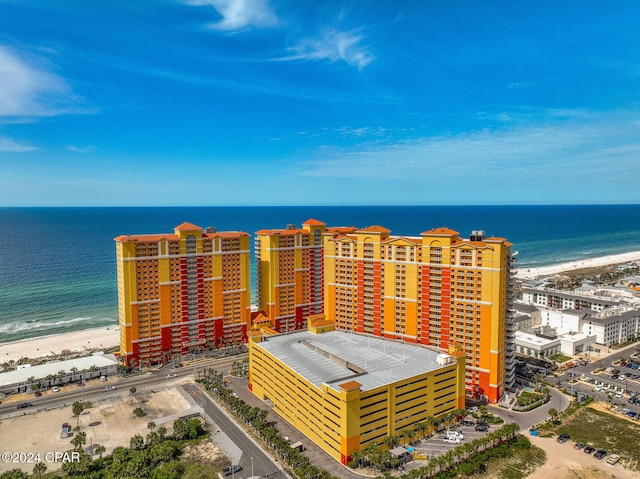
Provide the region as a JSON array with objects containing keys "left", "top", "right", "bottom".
[
  {"left": 0, "top": 355, "right": 241, "bottom": 418},
  {"left": 183, "top": 383, "right": 280, "bottom": 479}
]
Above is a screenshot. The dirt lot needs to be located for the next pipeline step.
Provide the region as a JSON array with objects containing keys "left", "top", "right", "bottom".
[
  {"left": 527, "top": 433, "right": 640, "bottom": 479},
  {"left": 0, "top": 387, "right": 192, "bottom": 474},
  {"left": 526, "top": 401, "right": 640, "bottom": 479}
]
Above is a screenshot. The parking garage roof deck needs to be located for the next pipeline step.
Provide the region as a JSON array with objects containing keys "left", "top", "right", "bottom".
[{"left": 254, "top": 330, "right": 454, "bottom": 392}]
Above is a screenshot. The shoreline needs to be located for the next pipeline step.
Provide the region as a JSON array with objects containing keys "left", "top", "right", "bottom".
[
  {"left": 1, "top": 251, "right": 639, "bottom": 364},
  {"left": 515, "top": 250, "right": 640, "bottom": 281},
  {"left": 0, "top": 326, "right": 120, "bottom": 364}
]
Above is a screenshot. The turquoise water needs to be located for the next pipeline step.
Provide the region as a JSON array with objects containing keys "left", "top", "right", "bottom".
[{"left": 0, "top": 205, "right": 639, "bottom": 344}]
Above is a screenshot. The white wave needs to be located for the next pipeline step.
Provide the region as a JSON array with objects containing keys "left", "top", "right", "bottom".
[{"left": 0, "top": 317, "right": 93, "bottom": 334}]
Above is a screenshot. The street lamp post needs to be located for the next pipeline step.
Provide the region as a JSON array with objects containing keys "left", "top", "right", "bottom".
[{"left": 251, "top": 456, "right": 254, "bottom": 477}]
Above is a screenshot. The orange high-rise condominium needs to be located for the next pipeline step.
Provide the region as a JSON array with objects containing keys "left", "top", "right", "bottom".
[
  {"left": 115, "top": 222, "right": 251, "bottom": 367},
  {"left": 254, "top": 219, "right": 327, "bottom": 332},
  {"left": 323, "top": 226, "right": 516, "bottom": 403}
]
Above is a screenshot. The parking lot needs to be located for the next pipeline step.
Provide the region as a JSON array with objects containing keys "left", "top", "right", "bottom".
[{"left": 403, "top": 418, "right": 496, "bottom": 468}]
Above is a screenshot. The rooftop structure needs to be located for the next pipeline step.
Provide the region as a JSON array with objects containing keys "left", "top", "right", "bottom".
[
  {"left": 0, "top": 353, "right": 118, "bottom": 394},
  {"left": 253, "top": 329, "right": 456, "bottom": 392},
  {"left": 249, "top": 324, "right": 465, "bottom": 465}
]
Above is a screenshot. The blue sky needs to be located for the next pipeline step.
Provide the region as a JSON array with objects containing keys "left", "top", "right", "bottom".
[{"left": 1, "top": 1, "right": 639, "bottom": 206}]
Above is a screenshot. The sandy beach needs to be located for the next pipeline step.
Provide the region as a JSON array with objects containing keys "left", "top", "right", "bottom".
[
  {"left": 0, "top": 326, "right": 120, "bottom": 364},
  {"left": 516, "top": 251, "right": 640, "bottom": 281}
]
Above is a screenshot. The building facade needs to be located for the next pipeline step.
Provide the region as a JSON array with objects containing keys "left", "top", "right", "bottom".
[
  {"left": 254, "top": 219, "right": 326, "bottom": 332},
  {"left": 323, "top": 226, "right": 514, "bottom": 403},
  {"left": 521, "top": 288, "right": 640, "bottom": 347},
  {"left": 248, "top": 323, "right": 465, "bottom": 465},
  {"left": 521, "top": 287, "right": 619, "bottom": 312},
  {"left": 115, "top": 222, "right": 251, "bottom": 366}
]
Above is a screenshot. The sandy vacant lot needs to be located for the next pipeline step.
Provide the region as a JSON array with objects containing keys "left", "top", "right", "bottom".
[
  {"left": 526, "top": 401, "right": 640, "bottom": 479},
  {"left": 0, "top": 387, "right": 192, "bottom": 474},
  {"left": 527, "top": 433, "right": 640, "bottom": 479}
]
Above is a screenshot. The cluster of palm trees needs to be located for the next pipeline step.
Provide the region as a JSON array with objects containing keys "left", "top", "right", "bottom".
[
  {"left": 199, "top": 369, "right": 341, "bottom": 479},
  {"left": 197, "top": 367, "right": 524, "bottom": 479},
  {"left": 348, "top": 408, "right": 474, "bottom": 473},
  {"left": 373, "top": 423, "right": 521, "bottom": 478}
]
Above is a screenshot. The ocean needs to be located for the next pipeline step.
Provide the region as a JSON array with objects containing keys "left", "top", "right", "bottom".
[{"left": 0, "top": 205, "right": 639, "bottom": 344}]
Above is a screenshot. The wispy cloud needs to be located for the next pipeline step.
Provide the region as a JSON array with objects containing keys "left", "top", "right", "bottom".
[
  {"left": 0, "top": 45, "right": 75, "bottom": 120},
  {"left": 296, "top": 112, "right": 640, "bottom": 182},
  {"left": 0, "top": 136, "right": 38, "bottom": 152},
  {"left": 280, "top": 28, "right": 374, "bottom": 69},
  {"left": 66, "top": 145, "right": 94, "bottom": 153},
  {"left": 184, "top": 0, "right": 278, "bottom": 31}
]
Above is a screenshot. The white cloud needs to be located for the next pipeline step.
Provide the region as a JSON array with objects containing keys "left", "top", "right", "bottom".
[
  {"left": 185, "top": 0, "right": 278, "bottom": 31},
  {"left": 296, "top": 112, "right": 640, "bottom": 183},
  {"left": 0, "top": 45, "right": 72, "bottom": 119},
  {"left": 282, "top": 29, "right": 374, "bottom": 69},
  {"left": 66, "top": 145, "right": 94, "bottom": 153},
  {"left": 0, "top": 136, "right": 37, "bottom": 152}
]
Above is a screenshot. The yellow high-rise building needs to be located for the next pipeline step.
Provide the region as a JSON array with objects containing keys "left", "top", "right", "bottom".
[
  {"left": 248, "top": 320, "right": 466, "bottom": 465},
  {"left": 324, "top": 226, "right": 515, "bottom": 403},
  {"left": 254, "top": 219, "right": 326, "bottom": 332},
  {"left": 115, "top": 222, "right": 251, "bottom": 367}
]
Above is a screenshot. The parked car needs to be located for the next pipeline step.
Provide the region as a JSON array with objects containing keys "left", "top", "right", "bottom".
[
  {"left": 443, "top": 437, "right": 461, "bottom": 444},
  {"left": 594, "top": 449, "right": 608, "bottom": 460},
  {"left": 475, "top": 423, "right": 489, "bottom": 432},
  {"left": 574, "top": 442, "right": 585, "bottom": 450},
  {"left": 460, "top": 420, "right": 474, "bottom": 427},
  {"left": 557, "top": 434, "right": 570, "bottom": 444},
  {"left": 221, "top": 465, "right": 242, "bottom": 477},
  {"left": 34, "top": 391, "right": 42, "bottom": 397},
  {"left": 606, "top": 454, "right": 620, "bottom": 465},
  {"left": 52, "top": 386, "right": 59, "bottom": 392},
  {"left": 584, "top": 446, "right": 596, "bottom": 454}
]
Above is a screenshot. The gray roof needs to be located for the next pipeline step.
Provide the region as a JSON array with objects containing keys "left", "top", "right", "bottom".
[
  {"left": 0, "top": 353, "right": 118, "bottom": 387},
  {"left": 254, "top": 330, "right": 452, "bottom": 393},
  {"left": 513, "top": 303, "right": 538, "bottom": 314}
]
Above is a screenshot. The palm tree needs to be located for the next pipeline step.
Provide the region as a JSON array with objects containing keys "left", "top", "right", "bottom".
[
  {"left": 94, "top": 445, "right": 106, "bottom": 459},
  {"left": 383, "top": 435, "right": 400, "bottom": 449},
  {"left": 130, "top": 434, "right": 144, "bottom": 450},
  {"left": 33, "top": 462, "right": 47, "bottom": 479},
  {"left": 400, "top": 428, "right": 414, "bottom": 447},
  {"left": 426, "top": 415, "right": 439, "bottom": 436},
  {"left": 350, "top": 449, "right": 366, "bottom": 468},
  {"left": 461, "top": 441, "right": 475, "bottom": 461},
  {"left": 71, "top": 431, "right": 87, "bottom": 451},
  {"left": 413, "top": 421, "right": 427, "bottom": 440},
  {"left": 72, "top": 401, "right": 85, "bottom": 429}
]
